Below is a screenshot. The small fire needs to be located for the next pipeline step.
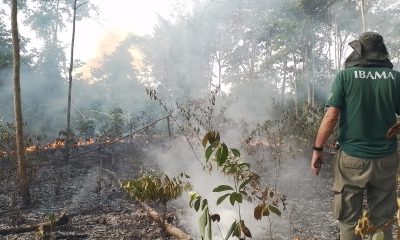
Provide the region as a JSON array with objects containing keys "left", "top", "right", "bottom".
[
  {"left": 43, "top": 138, "right": 65, "bottom": 150},
  {"left": 0, "top": 137, "right": 104, "bottom": 158},
  {"left": 76, "top": 138, "right": 96, "bottom": 146},
  {"left": 23, "top": 138, "right": 97, "bottom": 154},
  {"left": 26, "top": 145, "right": 39, "bottom": 153}
]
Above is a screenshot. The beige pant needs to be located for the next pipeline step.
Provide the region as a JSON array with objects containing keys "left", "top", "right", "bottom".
[{"left": 332, "top": 150, "right": 398, "bottom": 240}]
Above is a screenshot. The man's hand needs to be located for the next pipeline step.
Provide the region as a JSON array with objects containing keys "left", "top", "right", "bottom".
[{"left": 311, "top": 151, "right": 322, "bottom": 175}]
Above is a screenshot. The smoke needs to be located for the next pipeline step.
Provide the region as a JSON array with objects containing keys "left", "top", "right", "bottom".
[
  {"left": 147, "top": 136, "right": 274, "bottom": 239},
  {"left": 78, "top": 31, "right": 127, "bottom": 80}
]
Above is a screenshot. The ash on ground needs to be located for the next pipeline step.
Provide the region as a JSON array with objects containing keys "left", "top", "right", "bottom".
[{"left": 0, "top": 139, "right": 178, "bottom": 240}]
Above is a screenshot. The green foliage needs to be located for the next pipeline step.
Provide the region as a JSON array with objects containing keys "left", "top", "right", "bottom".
[
  {"left": 0, "top": 21, "right": 12, "bottom": 70},
  {"left": 74, "top": 110, "right": 96, "bottom": 138},
  {"left": 188, "top": 192, "right": 216, "bottom": 240},
  {"left": 0, "top": 119, "right": 17, "bottom": 156},
  {"left": 126, "top": 111, "right": 155, "bottom": 134},
  {"left": 254, "top": 101, "right": 326, "bottom": 156},
  {"left": 189, "top": 131, "right": 285, "bottom": 239},
  {"left": 122, "top": 173, "right": 191, "bottom": 203},
  {"left": 0, "top": 119, "right": 34, "bottom": 159},
  {"left": 100, "top": 107, "right": 125, "bottom": 139},
  {"left": 58, "top": 129, "right": 77, "bottom": 147}
]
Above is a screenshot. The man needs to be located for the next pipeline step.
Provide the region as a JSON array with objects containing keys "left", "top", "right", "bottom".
[{"left": 311, "top": 32, "right": 400, "bottom": 239}]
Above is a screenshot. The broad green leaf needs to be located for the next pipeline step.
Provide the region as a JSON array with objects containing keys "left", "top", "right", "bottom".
[
  {"left": 201, "top": 199, "right": 208, "bottom": 211},
  {"left": 225, "top": 221, "right": 237, "bottom": 240},
  {"left": 205, "top": 145, "right": 214, "bottom": 161},
  {"left": 239, "top": 178, "right": 253, "bottom": 190},
  {"left": 233, "top": 222, "right": 241, "bottom": 237},
  {"left": 268, "top": 205, "right": 281, "bottom": 216},
  {"left": 231, "top": 148, "right": 240, "bottom": 157},
  {"left": 205, "top": 207, "right": 212, "bottom": 240},
  {"left": 219, "top": 143, "right": 228, "bottom": 166},
  {"left": 216, "top": 148, "right": 222, "bottom": 165},
  {"left": 229, "top": 192, "right": 242, "bottom": 206},
  {"left": 213, "top": 185, "right": 234, "bottom": 192},
  {"left": 194, "top": 197, "right": 201, "bottom": 212},
  {"left": 229, "top": 193, "right": 236, "bottom": 206},
  {"left": 217, "top": 193, "right": 231, "bottom": 205},
  {"left": 198, "top": 206, "right": 209, "bottom": 238},
  {"left": 236, "top": 192, "right": 243, "bottom": 203}
]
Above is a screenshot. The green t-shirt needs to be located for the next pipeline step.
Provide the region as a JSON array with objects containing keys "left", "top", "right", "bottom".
[{"left": 326, "top": 66, "right": 400, "bottom": 159}]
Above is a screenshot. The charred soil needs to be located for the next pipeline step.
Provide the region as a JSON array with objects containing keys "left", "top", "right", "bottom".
[{"left": 0, "top": 138, "right": 181, "bottom": 240}]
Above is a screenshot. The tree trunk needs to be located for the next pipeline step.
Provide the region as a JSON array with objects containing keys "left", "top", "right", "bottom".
[
  {"left": 65, "top": 0, "right": 77, "bottom": 161},
  {"left": 303, "top": 18, "right": 314, "bottom": 108},
  {"left": 11, "top": 0, "right": 30, "bottom": 206},
  {"left": 360, "top": 0, "right": 367, "bottom": 32},
  {"left": 304, "top": 37, "right": 312, "bottom": 108},
  {"left": 293, "top": 53, "right": 299, "bottom": 117},
  {"left": 281, "top": 56, "right": 287, "bottom": 106}
]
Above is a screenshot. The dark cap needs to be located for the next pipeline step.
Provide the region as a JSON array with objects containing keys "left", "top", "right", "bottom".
[{"left": 348, "top": 32, "right": 389, "bottom": 61}]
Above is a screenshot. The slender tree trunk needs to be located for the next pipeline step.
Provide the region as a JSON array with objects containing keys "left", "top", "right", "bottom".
[
  {"left": 53, "top": 0, "right": 60, "bottom": 43},
  {"left": 293, "top": 53, "right": 299, "bottom": 117},
  {"left": 217, "top": 57, "right": 222, "bottom": 95},
  {"left": 11, "top": 0, "right": 30, "bottom": 206},
  {"left": 65, "top": 0, "right": 77, "bottom": 161},
  {"left": 304, "top": 36, "right": 312, "bottom": 108},
  {"left": 311, "top": 53, "right": 315, "bottom": 107},
  {"left": 214, "top": 51, "right": 222, "bottom": 95},
  {"left": 302, "top": 17, "right": 314, "bottom": 108},
  {"left": 360, "top": 0, "right": 367, "bottom": 32},
  {"left": 281, "top": 56, "right": 287, "bottom": 106}
]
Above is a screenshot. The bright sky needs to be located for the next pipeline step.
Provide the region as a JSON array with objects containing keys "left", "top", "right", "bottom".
[{"left": 73, "top": 0, "right": 179, "bottom": 62}]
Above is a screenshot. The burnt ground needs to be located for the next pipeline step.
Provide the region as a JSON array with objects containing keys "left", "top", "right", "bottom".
[
  {"left": 0, "top": 139, "right": 348, "bottom": 240},
  {"left": 0, "top": 138, "right": 180, "bottom": 240},
  {"left": 1, "top": 137, "right": 398, "bottom": 240}
]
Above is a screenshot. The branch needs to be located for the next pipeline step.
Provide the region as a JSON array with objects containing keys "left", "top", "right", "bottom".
[
  {"left": 0, "top": 212, "right": 68, "bottom": 236},
  {"left": 68, "top": 115, "right": 170, "bottom": 160}
]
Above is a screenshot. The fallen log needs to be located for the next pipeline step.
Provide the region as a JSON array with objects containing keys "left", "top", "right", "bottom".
[
  {"left": 0, "top": 211, "right": 68, "bottom": 236},
  {"left": 102, "top": 168, "right": 192, "bottom": 240},
  {"left": 138, "top": 200, "right": 192, "bottom": 240}
]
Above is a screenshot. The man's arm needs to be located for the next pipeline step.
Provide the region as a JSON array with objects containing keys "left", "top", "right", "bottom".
[{"left": 311, "top": 106, "right": 340, "bottom": 175}]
